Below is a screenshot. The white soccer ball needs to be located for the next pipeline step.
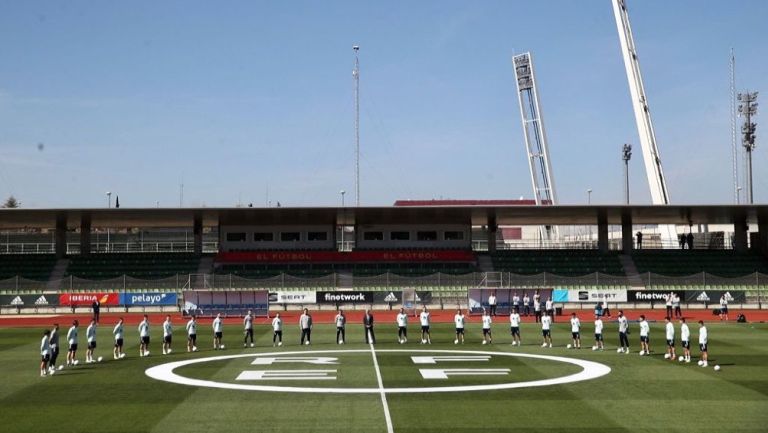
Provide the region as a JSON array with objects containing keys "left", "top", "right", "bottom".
[
  {"left": 697, "top": 360, "right": 704, "bottom": 366},
  {"left": 167, "top": 349, "right": 172, "bottom": 354},
  {"left": 97, "top": 356, "right": 103, "bottom": 363},
  {"left": 421, "top": 339, "right": 426, "bottom": 344},
  {"left": 50, "top": 370, "right": 55, "bottom": 375},
  {"left": 278, "top": 342, "right": 283, "bottom": 346},
  {"left": 592, "top": 346, "right": 598, "bottom": 351},
  {"left": 57, "top": 365, "right": 64, "bottom": 370},
  {"left": 678, "top": 356, "right": 684, "bottom": 362},
  {"left": 73, "top": 360, "right": 79, "bottom": 365},
  {"left": 250, "top": 343, "right": 254, "bottom": 348},
  {"left": 119, "top": 353, "right": 126, "bottom": 359},
  {"left": 566, "top": 344, "right": 572, "bottom": 349},
  {"left": 664, "top": 353, "right": 670, "bottom": 359},
  {"left": 145, "top": 351, "right": 150, "bottom": 357},
  {"left": 639, "top": 350, "right": 645, "bottom": 356},
  {"left": 193, "top": 346, "right": 198, "bottom": 352},
  {"left": 220, "top": 345, "right": 225, "bottom": 350},
  {"left": 616, "top": 348, "right": 622, "bottom": 353},
  {"left": 305, "top": 341, "right": 310, "bottom": 345},
  {"left": 714, "top": 365, "right": 721, "bottom": 371},
  {"left": 482, "top": 340, "right": 487, "bottom": 345},
  {"left": 454, "top": 339, "right": 459, "bottom": 345}
]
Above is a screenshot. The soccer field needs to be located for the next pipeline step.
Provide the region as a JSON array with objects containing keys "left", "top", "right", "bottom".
[{"left": 1, "top": 321, "right": 767, "bottom": 433}]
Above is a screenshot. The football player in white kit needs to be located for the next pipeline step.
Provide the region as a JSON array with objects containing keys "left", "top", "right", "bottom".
[
  {"left": 66, "top": 320, "right": 79, "bottom": 366},
  {"left": 639, "top": 315, "right": 650, "bottom": 355},
  {"left": 186, "top": 315, "right": 198, "bottom": 352},
  {"left": 419, "top": 307, "right": 431, "bottom": 344},
  {"left": 138, "top": 314, "right": 150, "bottom": 357},
  {"left": 396, "top": 308, "right": 408, "bottom": 344},
  {"left": 272, "top": 312, "right": 283, "bottom": 347},
  {"left": 569, "top": 313, "right": 581, "bottom": 349},
  {"left": 334, "top": 310, "right": 346, "bottom": 344},
  {"left": 454, "top": 309, "right": 466, "bottom": 344},
  {"left": 679, "top": 317, "right": 691, "bottom": 363},
  {"left": 162, "top": 315, "right": 173, "bottom": 355},
  {"left": 243, "top": 310, "right": 254, "bottom": 348},
  {"left": 509, "top": 309, "right": 521, "bottom": 346},
  {"left": 593, "top": 315, "right": 604, "bottom": 351},
  {"left": 113, "top": 317, "right": 125, "bottom": 359},
  {"left": 617, "top": 310, "right": 630, "bottom": 353},
  {"left": 212, "top": 313, "right": 224, "bottom": 350},
  {"left": 40, "top": 329, "right": 51, "bottom": 377},
  {"left": 664, "top": 317, "right": 676, "bottom": 361},
  {"left": 541, "top": 311, "right": 553, "bottom": 348},
  {"left": 698, "top": 320, "right": 709, "bottom": 367},
  {"left": 85, "top": 318, "right": 97, "bottom": 363},
  {"left": 481, "top": 309, "right": 493, "bottom": 344}
]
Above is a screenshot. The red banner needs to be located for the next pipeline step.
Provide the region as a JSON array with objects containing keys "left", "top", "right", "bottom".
[
  {"left": 217, "top": 250, "right": 476, "bottom": 264},
  {"left": 59, "top": 293, "right": 121, "bottom": 306}
]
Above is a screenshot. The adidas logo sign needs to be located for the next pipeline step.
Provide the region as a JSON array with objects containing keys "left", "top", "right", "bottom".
[
  {"left": 384, "top": 292, "right": 398, "bottom": 302},
  {"left": 35, "top": 295, "right": 49, "bottom": 305},
  {"left": 696, "top": 291, "right": 710, "bottom": 302},
  {"left": 10, "top": 296, "right": 23, "bottom": 306}
]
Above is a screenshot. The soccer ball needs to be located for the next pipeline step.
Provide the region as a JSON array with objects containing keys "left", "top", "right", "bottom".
[
  {"left": 73, "top": 360, "right": 79, "bottom": 365},
  {"left": 250, "top": 343, "right": 254, "bottom": 348},
  {"left": 305, "top": 341, "right": 310, "bottom": 345},
  {"left": 664, "top": 353, "right": 670, "bottom": 359},
  {"left": 220, "top": 345, "right": 225, "bottom": 350},
  {"left": 566, "top": 344, "right": 572, "bottom": 349},
  {"left": 639, "top": 350, "right": 645, "bottom": 356},
  {"left": 49, "top": 370, "right": 55, "bottom": 375},
  {"left": 57, "top": 365, "right": 64, "bottom": 370},
  {"left": 616, "top": 348, "right": 622, "bottom": 353},
  {"left": 697, "top": 360, "right": 704, "bottom": 366},
  {"left": 278, "top": 342, "right": 283, "bottom": 346},
  {"left": 167, "top": 349, "right": 172, "bottom": 354},
  {"left": 678, "top": 356, "right": 684, "bottom": 362},
  {"left": 592, "top": 346, "right": 598, "bottom": 351},
  {"left": 454, "top": 339, "right": 459, "bottom": 345},
  {"left": 482, "top": 340, "right": 487, "bottom": 345},
  {"left": 192, "top": 346, "right": 198, "bottom": 352},
  {"left": 714, "top": 365, "right": 721, "bottom": 371},
  {"left": 421, "top": 339, "right": 426, "bottom": 344},
  {"left": 97, "top": 356, "right": 103, "bottom": 363}
]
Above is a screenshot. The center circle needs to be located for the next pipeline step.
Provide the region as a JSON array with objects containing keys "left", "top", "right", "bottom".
[{"left": 145, "top": 349, "right": 611, "bottom": 394}]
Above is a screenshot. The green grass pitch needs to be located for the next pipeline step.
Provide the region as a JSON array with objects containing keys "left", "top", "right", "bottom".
[{"left": 1, "top": 321, "right": 767, "bottom": 433}]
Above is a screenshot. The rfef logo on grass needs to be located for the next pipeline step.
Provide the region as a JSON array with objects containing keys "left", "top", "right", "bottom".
[{"left": 146, "top": 349, "right": 611, "bottom": 394}]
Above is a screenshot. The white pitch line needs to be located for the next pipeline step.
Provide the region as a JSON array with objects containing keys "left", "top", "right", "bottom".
[{"left": 369, "top": 343, "right": 395, "bottom": 433}]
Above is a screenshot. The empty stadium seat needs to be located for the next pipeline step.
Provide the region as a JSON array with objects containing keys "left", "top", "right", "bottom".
[
  {"left": 0, "top": 254, "right": 57, "bottom": 281},
  {"left": 65, "top": 253, "right": 202, "bottom": 280},
  {"left": 490, "top": 250, "right": 625, "bottom": 276}
]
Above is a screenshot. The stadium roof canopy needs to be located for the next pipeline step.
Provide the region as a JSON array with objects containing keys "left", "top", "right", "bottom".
[{"left": 0, "top": 205, "right": 764, "bottom": 230}]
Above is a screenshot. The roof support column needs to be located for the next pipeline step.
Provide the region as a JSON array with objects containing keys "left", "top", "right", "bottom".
[
  {"left": 757, "top": 211, "right": 768, "bottom": 254},
  {"left": 597, "top": 210, "right": 609, "bottom": 253},
  {"left": 55, "top": 213, "right": 67, "bottom": 258},
  {"left": 193, "top": 212, "right": 203, "bottom": 255},
  {"left": 80, "top": 214, "right": 91, "bottom": 256},
  {"left": 621, "top": 212, "right": 633, "bottom": 254},
  {"left": 733, "top": 215, "right": 749, "bottom": 252},
  {"left": 487, "top": 215, "right": 497, "bottom": 254}
]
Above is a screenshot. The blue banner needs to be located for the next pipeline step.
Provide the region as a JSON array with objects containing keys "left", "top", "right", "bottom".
[
  {"left": 552, "top": 289, "right": 569, "bottom": 303},
  {"left": 120, "top": 292, "right": 178, "bottom": 306}
]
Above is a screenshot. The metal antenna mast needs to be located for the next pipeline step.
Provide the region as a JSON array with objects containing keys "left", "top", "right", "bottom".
[
  {"left": 353, "top": 45, "right": 361, "bottom": 207},
  {"left": 730, "top": 49, "right": 740, "bottom": 203},
  {"left": 512, "top": 52, "right": 558, "bottom": 240},
  {"left": 738, "top": 91, "right": 758, "bottom": 204}
]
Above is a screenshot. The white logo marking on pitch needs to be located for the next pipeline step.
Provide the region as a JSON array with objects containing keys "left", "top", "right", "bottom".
[
  {"left": 237, "top": 370, "right": 337, "bottom": 380},
  {"left": 419, "top": 368, "right": 510, "bottom": 379},
  {"left": 411, "top": 355, "right": 490, "bottom": 364},
  {"left": 251, "top": 357, "right": 338, "bottom": 365}
]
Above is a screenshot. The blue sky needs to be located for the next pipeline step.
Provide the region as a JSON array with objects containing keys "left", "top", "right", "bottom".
[{"left": 0, "top": 0, "right": 766, "bottom": 208}]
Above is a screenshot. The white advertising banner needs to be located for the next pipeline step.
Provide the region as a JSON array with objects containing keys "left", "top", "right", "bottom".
[
  {"left": 566, "top": 289, "right": 627, "bottom": 303},
  {"left": 270, "top": 291, "right": 317, "bottom": 304}
]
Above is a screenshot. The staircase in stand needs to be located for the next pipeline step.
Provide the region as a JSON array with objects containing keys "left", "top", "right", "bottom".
[
  {"left": 46, "top": 258, "right": 70, "bottom": 291},
  {"left": 618, "top": 254, "right": 645, "bottom": 289},
  {"left": 477, "top": 253, "right": 495, "bottom": 273}
]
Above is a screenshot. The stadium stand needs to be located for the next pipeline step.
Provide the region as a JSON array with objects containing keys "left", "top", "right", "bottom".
[
  {"left": 64, "top": 253, "right": 203, "bottom": 280},
  {"left": 0, "top": 254, "right": 57, "bottom": 281},
  {"left": 632, "top": 250, "right": 768, "bottom": 277},
  {"left": 490, "top": 250, "right": 625, "bottom": 276}
]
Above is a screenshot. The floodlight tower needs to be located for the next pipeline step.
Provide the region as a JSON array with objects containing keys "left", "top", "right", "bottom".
[
  {"left": 512, "top": 52, "right": 558, "bottom": 240},
  {"left": 622, "top": 144, "right": 632, "bottom": 204},
  {"left": 353, "top": 45, "right": 361, "bottom": 207},
  {"left": 738, "top": 91, "right": 758, "bottom": 204}
]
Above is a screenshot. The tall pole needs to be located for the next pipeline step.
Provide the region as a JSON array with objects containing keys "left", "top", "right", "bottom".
[
  {"left": 340, "top": 190, "right": 346, "bottom": 251},
  {"left": 587, "top": 189, "right": 592, "bottom": 205},
  {"left": 738, "top": 91, "right": 758, "bottom": 204},
  {"left": 622, "top": 144, "right": 632, "bottom": 204},
  {"left": 353, "top": 45, "right": 361, "bottom": 207},
  {"left": 730, "top": 49, "right": 740, "bottom": 204}
]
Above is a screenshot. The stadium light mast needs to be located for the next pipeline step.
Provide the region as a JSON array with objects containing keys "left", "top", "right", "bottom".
[
  {"left": 622, "top": 144, "right": 632, "bottom": 204},
  {"left": 738, "top": 91, "right": 758, "bottom": 204},
  {"left": 730, "top": 50, "right": 740, "bottom": 204},
  {"left": 512, "top": 52, "right": 558, "bottom": 241},
  {"left": 353, "top": 45, "right": 361, "bottom": 207}
]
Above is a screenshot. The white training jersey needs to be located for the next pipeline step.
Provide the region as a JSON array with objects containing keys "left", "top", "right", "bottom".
[
  {"left": 512, "top": 295, "right": 520, "bottom": 305},
  {"left": 212, "top": 317, "right": 223, "bottom": 333},
  {"left": 243, "top": 314, "right": 253, "bottom": 330},
  {"left": 420, "top": 312, "right": 430, "bottom": 326},
  {"left": 665, "top": 295, "right": 672, "bottom": 306},
  {"left": 534, "top": 301, "right": 541, "bottom": 312},
  {"left": 272, "top": 317, "right": 282, "bottom": 332},
  {"left": 523, "top": 296, "right": 530, "bottom": 304},
  {"left": 113, "top": 323, "right": 124, "bottom": 340},
  {"left": 186, "top": 320, "right": 197, "bottom": 335},
  {"left": 488, "top": 295, "right": 497, "bottom": 305},
  {"left": 541, "top": 315, "right": 552, "bottom": 331},
  {"left": 396, "top": 313, "right": 408, "bottom": 327},
  {"left": 618, "top": 316, "right": 629, "bottom": 333},
  {"left": 335, "top": 314, "right": 346, "bottom": 328},
  {"left": 67, "top": 326, "right": 78, "bottom": 345},
  {"left": 86, "top": 324, "right": 96, "bottom": 342},
  {"left": 41, "top": 335, "right": 50, "bottom": 356},
  {"left": 454, "top": 314, "right": 465, "bottom": 329},
  {"left": 594, "top": 319, "right": 604, "bottom": 334},
  {"left": 138, "top": 321, "right": 150, "bottom": 338},
  {"left": 672, "top": 296, "right": 680, "bottom": 306},
  {"left": 510, "top": 313, "right": 520, "bottom": 327},
  {"left": 699, "top": 326, "right": 708, "bottom": 345},
  {"left": 720, "top": 297, "right": 728, "bottom": 307},
  {"left": 640, "top": 320, "right": 650, "bottom": 337},
  {"left": 163, "top": 320, "right": 172, "bottom": 337},
  {"left": 681, "top": 323, "right": 690, "bottom": 341},
  {"left": 545, "top": 300, "right": 553, "bottom": 310},
  {"left": 482, "top": 315, "right": 492, "bottom": 329},
  {"left": 299, "top": 314, "right": 312, "bottom": 330},
  {"left": 665, "top": 322, "right": 675, "bottom": 340},
  {"left": 570, "top": 317, "right": 581, "bottom": 332}
]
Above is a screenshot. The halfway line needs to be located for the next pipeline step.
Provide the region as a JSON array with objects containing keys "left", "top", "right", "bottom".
[{"left": 369, "top": 342, "right": 394, "bottom": 433}]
